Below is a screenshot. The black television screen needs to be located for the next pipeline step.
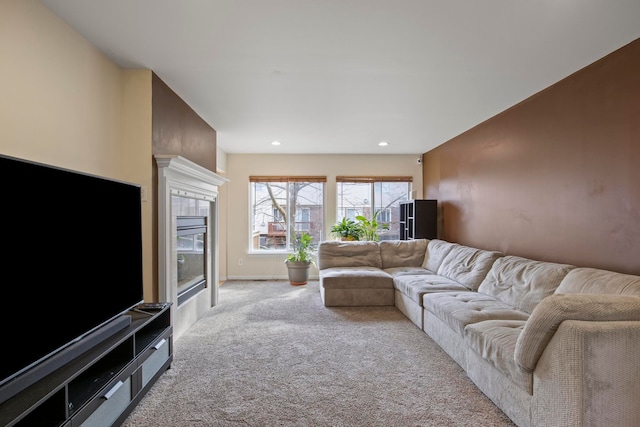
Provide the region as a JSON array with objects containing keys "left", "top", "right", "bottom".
[{"left": 0, "top": 154, "right": 144, "bottom": 398}]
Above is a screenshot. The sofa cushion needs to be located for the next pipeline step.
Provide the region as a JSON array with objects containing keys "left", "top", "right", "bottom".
[
  {"left": 464, "top": 319, "right": 532, "bottom": 394},
  {"left": 422, "top": 239, "right": 457, "bottom": 272},
  {"left": 514, "top": 293, "right": 640, "bottom": 370},
  {"left": 393, "top": 274, "right": 468, "bottom": 305},
  {"left": 478, "top": 256, "right": 575, "bottom": 314},
  {"left": 436, "top": 245, "right": 503, "bottom": 291},
  {"left": 317, "top": 241, "right": 382, "bottom": 270},
  {"left": 422, "top": 291, "right": 529, "bottom": 336},
  {"left": 555, "top": 267, "right": 640, "bottom": 296},
  {"left": 379, "top": 239, "right": 429, "bottom": 269},
  {"left": 384, "top": 266, "right": 433, "bottom": 278},
  {"left": 319, "top": 266, "right": 392, "bottom": 289}
]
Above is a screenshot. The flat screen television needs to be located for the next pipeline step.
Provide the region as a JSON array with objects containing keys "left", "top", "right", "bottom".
[{"left": 0, "top": 154, "right": 144, "bottom": 403}]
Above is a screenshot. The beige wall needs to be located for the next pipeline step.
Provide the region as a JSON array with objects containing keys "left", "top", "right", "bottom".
[
  {"left": 1, "top": 0, "right": 122, "bottom": 175},
  {"left": 0, "top": 0, "right": 155, "bottom": 297},
  {"left": 122, "top": 71, "right": 153, "bottom": 298},
  {"left": 216, "top": 148, "right": 228, "bottom": 282},
  {"left": 225, "top": 153, "right": 423, "bottom": 280}
]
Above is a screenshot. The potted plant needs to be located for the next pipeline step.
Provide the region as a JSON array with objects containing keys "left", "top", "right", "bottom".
[
  {"left": 355, "top": 210, "right": 390, "bottom": 241},
  {"left": 330, "top": 217, "right": 363, "bottom": 241},
  {"left": 285, "top": 232, "right": 316, "bottom": 286}
]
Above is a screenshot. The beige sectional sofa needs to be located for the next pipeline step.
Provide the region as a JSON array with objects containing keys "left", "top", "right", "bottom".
[{"left": 317, "top": 238, "right": 640, "bottom": 427}]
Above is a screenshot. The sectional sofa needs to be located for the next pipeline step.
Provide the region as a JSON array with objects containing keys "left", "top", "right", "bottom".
[{"left": 317, "top": 239, "right": 640, "bottom": 427}]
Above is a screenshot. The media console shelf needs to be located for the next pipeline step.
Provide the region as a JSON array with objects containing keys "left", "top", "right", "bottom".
[{"left": 0, "top": 304, "right": 172, "bottom": 427}]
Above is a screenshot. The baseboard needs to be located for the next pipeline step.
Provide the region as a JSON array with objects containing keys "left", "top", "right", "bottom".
[{"left": 226, "top": 275, "right": 320, "bottom": 281}]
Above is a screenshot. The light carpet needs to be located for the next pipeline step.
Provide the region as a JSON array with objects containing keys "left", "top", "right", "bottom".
[{"left": 123, "top": 280, "right": 516, "bottom": 426}]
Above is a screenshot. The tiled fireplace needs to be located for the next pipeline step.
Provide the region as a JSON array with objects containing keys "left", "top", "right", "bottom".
[{"left": 155, "top": 155, "right": 227, "bottom": 339}]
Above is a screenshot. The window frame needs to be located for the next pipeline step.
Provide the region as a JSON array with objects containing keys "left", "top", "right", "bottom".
[{"left": 249, "top": 176, "right": 326, "bottom": 253}]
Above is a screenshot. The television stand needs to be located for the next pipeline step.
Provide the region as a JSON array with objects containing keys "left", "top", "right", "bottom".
[{"left": 0, "top": 304, "right": 172, "bottom": 426}]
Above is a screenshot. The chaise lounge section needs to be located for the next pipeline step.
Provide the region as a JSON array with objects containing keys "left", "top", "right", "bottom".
[{"left": 317, "top": 238, "right": 640, "bottom": 427}]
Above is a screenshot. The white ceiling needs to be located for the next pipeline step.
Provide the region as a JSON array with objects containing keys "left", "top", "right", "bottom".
[{"left": 40, "top": 0, "right": 640, "bottom": 155}]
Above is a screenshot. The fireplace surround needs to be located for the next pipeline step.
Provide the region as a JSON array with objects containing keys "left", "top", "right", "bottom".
[{"left": 155, "top": 155, "right": 228, "bottom": 339}]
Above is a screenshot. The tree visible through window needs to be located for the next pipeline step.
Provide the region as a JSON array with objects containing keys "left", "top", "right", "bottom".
[
  {"left": 250, "top": 176, "right": 325, "bottom": 251},
  {"left": 336, "top": 176, "right": 412, "bottom": 240}
]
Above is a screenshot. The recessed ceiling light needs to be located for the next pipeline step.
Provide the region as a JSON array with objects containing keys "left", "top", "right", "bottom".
[
  {"left": 378, "top": 141, "right": 389, "bottom": 146},
  {"left": 271, "top": 141, "right": 281, "bottom": 146}
]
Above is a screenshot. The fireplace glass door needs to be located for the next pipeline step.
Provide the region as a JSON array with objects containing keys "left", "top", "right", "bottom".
[{"left": 174, "top": 197, "right": 208, "bottom": 306}]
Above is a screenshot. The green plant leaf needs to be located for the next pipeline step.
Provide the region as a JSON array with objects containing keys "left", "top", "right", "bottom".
[
  {"left": 355, "top": 210, "right": 389, "bottom": 241},
  {"left": 330, "top": 217, "right": 363, "bottom": 240},
  {"left": 286, "top": 231, "right": 316, "bottom": 266}
]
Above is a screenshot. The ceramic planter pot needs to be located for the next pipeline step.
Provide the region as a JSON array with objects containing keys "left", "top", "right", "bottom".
[{"left": 286, "top": 260, "right": 311, "bottom": 286}]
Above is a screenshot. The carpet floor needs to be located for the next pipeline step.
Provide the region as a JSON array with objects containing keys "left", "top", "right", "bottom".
[{"left": 123, "top": 280, "right": 516, "bottom": 426}]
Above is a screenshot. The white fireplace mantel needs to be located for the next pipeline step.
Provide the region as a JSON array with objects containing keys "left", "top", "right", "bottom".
[
  {"left": 155, "top": 154, "right": 228, "bottom": 338},
  {"left": 155, "top": 154, "right": 228, "bottom": 200}
]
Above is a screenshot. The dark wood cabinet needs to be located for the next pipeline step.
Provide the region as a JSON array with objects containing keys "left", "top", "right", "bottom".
[
  {"left": 0, "top": 305, "right": 172, "bottom": 427},
  {"left": 399, "top": 199, "right": 437, "bottom": 240}
]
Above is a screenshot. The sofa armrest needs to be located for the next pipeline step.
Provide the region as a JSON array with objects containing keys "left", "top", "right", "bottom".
[
  {"left": 514, "top": 293, "right": 640, "bottom": 370},
  {"left": 531, "top": 319, "right": 640, "bottom": 427}
]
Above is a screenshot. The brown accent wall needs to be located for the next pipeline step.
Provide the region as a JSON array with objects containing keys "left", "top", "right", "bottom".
[
  {"left": 150, "top": 73, "right": 218, "bottom": 296},
  {"left": 151, "top": 73, "right": 217, "bottom": 171},
  {"left": 423, "top": 38, "right": 640, "bottom": 275}
]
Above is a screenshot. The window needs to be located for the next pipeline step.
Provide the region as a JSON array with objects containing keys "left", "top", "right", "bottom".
[
  {"left": 336, "top": 176, "right": 412, "bottom": 240},
  {"left": 377, "top": 208, "right": 392, "bottom": 223},
  {"left": 295, "top": 208, "right": 311, "bottom": 231},
  {"left": 250, "top": 176, "right": 325, "bottom": 251},
  {"left": 345, "top": 208, "right": 358, "bottom": 221}
]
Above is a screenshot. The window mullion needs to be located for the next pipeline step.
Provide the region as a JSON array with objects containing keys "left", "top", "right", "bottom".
[
  {"left": 370, "top": 184, "right": 376, "bottom": 216},
  {"left": 286, "top": 181, "right": 292, "bottom": 250}
]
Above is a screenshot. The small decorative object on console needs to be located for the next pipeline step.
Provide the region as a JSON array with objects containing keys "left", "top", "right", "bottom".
[{"left": 137, "top": 302, "right": 169, "bottom": 311}]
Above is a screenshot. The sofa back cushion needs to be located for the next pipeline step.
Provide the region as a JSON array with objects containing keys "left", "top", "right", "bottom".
[
  {"left": 317, "top": 241, "right": 382, "bottom": 270},
  {"left": 422, "top": 239, "right": 457, "bottom": 272},
  {"left": 555, "top": 267, "right": 640, "bottom": 296},
  {"left": 437, "top": 245, "right": 503, "bottom": 291},
  {"left": 478, "top": 256, "right": 575, "bottom": 314},
  {"left": 380, "top": 239, "right": 428, "bottom": 269}
]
